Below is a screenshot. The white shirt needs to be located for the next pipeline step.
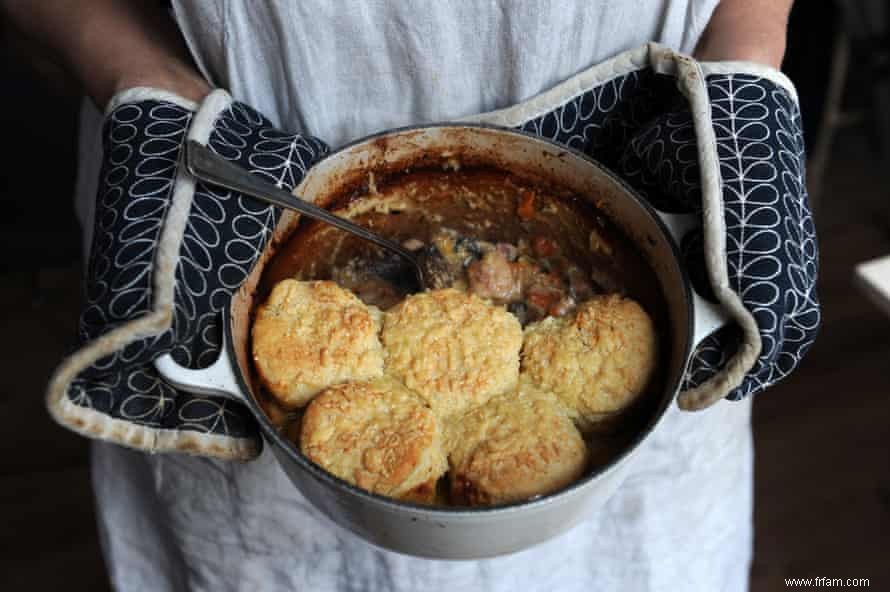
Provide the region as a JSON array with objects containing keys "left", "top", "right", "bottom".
[
  {"left": 82, "top": 2, "right": 756, "bottom": 591},
  {"left": 172, "top": 0, "right": 718, "bottom": 147}
]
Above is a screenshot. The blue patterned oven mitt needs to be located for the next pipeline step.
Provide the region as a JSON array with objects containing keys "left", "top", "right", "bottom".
[
  {"left": 472, "top": 43, "right": 820, "bottom": 409},
  {"left": 47, "top": 89, "right": 328, "bottom": 459}
]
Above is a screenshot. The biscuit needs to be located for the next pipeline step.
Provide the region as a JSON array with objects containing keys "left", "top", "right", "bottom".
[
  {"left": 252, "top": 280, "right": 384, "bottom": 408},
  {"left": 300, "top": 378, "right": 447, "bottom": 502},
  {"left": 447, "top": 380, "right": 589, "bottom": 506},
  {"left": 520, "top": 294, "right": 658, "bottom": 431},
  {"left": 381, "top": 288, "right": 522, "bottom": 418}
]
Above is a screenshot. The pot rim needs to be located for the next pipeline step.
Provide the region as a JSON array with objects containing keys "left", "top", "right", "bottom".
[{"left": 230, "top": 122, "right": 694, "bottom": 517}]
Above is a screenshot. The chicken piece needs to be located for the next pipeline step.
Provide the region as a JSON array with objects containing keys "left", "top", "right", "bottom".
[{"left": 467, "top": 250, "right": 521, "bottom": 302}]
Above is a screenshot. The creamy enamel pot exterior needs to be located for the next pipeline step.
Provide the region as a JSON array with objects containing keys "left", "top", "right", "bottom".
[{"left": 156, "top": 124, "right": 723, "bottom": 559}]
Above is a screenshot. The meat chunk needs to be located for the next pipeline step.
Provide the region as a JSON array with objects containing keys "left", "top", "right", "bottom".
[
  {"left": 467, "top": 250, "right": 520, "bottom": 302},
  {"left": 525, "top": 284, "right": 562, "bottom": 323},
  {"left": 495, "top": 242, "right": 520, "bottom": 262}
]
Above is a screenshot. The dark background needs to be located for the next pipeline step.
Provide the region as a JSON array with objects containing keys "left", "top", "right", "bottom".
[{"left": 1, "top": 2, "right": 889, "bottom": 590}]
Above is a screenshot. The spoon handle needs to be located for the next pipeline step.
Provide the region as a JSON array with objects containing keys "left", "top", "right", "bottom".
[{"left": 185, "top": 140, "right": 418, "bottom": 263}]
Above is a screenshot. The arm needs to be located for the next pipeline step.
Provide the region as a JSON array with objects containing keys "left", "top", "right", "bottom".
[
  {"left": 1, "top": 0, "right": 210, "bottom": 109},
  {"left": 694, "top": 0, "right": 794, "bottom": 68}
]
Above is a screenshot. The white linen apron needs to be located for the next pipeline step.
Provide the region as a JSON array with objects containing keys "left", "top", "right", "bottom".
[{"left": 77, "top": 2, "right": 755, "bottom": 590}]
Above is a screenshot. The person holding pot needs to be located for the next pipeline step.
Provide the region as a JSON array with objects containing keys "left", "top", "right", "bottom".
[{"left": 4, "top": 1, "right": 801, "bottom": 590}]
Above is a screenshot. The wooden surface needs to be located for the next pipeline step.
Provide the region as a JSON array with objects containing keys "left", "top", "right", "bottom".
[{"left": 748, "top": 129, "right": 890, "bottom": 590}]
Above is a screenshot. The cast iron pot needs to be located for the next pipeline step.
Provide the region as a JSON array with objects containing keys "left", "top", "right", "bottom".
[{"left": 156, "top": 124, "right": 724, "bottom": 560}]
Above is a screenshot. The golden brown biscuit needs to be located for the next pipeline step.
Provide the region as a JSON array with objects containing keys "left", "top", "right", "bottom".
[
  {"left": 252, "top": 280, "right": 384, "bottom": 408},
  {"left": 520, "top": 294, "right": 658, "bottom": 431},
  {"left": 447, "top": 380, "right": 589, "bottom": 506},
  {"left": 381, "top": 288, "right": 522, "bottom": 418},
  {"left": 300, "top": 378, "right": 447, "bottom": 502}
]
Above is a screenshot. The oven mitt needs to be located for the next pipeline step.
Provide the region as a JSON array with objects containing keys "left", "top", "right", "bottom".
[
  {"left": 46, "top": 88, "right": 328, "bottom": 459},
  {"left": 470, "top": 43, "right": 821, "bottom": 409}
]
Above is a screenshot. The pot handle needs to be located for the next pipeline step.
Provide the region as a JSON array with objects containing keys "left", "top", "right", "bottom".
[
  {"left": 655, "top": 211, "right": 729, "bottom": 348},
  {"left": 153, "top": 315, "right": 245, "bottom": 402}
]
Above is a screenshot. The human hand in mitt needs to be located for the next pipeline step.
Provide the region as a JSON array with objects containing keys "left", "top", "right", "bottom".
[
  {"left": 47, "top": 87, "right": 328, "bottom": 459},
  {"left": 469, "top": 1, "right": 818, "bottom": 409}
]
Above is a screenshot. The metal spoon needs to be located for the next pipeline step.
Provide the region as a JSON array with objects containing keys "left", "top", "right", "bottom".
[{"left": 184, "top": 140, "right": 453, "bottom": 291}]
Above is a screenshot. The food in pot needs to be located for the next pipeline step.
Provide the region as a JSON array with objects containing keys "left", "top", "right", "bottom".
[
  {"left": 253, "top": 279, "right": 657, "bottom": 506},
  {"left": 334, "top": 227, "right": 597, "bottom": 327},
  {"left": 251, "top": 280, "right": 384, "bottom": 408},
  {"left": 300, "top": 378, "right": 447, "bottom": 504},
  {"left": 412, "top": 228, "right": 595, "bottom": 325},
  {"left": 331, "top": 259, "right": 406, "bottom": 310},
  {"left": 447, "top": 380, "right": 589, "bottom": 506},
  {"left": 520, "top": 294, "right": 658, "bottom": 432},
  {"left": 262, "top": 168, "right": 647, "bottom": 324},
  {"left": 254, "top": 165, "right": 666, "bottom": 506},
  {"left": 381, "top": 288, "right": 522, "bottom": 419}
]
